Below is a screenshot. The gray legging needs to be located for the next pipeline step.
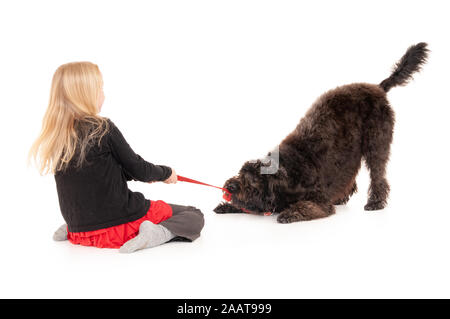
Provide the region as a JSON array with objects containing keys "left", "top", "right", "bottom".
[{"left": 160, "top": 204, "right": 205, "bottom": 242}]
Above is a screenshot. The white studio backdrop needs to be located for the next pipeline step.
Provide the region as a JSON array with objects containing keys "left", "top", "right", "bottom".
[{"left": 1, "top": 0, "right": 449, "bottom": 298}]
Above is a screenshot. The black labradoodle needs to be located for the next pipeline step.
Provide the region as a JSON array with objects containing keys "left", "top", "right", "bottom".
[{"left": 214, "top": 43, "right": 429, "bottom": 223}]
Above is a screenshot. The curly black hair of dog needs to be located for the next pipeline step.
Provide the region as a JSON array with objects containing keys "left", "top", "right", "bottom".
[{"left": 214, "top": 42, "right": 429, "bottom": 224}]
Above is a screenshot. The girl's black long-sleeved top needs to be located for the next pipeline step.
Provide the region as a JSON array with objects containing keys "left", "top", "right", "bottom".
[{"left": 54, "top": 119, "right": 172, "bottom": 232}]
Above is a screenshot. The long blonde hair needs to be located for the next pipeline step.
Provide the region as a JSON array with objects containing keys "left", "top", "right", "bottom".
[{"left": 28, "top": 62, "right": 110, "bottom": 175}]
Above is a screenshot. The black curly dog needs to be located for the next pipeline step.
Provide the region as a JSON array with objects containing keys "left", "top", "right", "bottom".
[{"left": 214, "top": 43, "right": 429, "bottom": 223}]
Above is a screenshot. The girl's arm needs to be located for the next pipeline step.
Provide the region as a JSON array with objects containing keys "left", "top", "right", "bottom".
[
  {"left": 122, "top": 167, "right": 135, "bottom": 181},
  {"left": 107, "top": 120, "right": 172, "bottom": 183}
]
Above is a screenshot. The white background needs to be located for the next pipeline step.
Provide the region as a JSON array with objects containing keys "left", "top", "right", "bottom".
[{"left": 1, "top": 0, "right": 449, "bottom": 298}]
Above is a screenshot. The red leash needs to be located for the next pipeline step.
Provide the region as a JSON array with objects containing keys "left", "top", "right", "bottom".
[
  {"left": 177, "top": 175, "right": 272, "bottom": 216},
  {"left": 177, "top": 175, "right": 232, "bottom": 201}
]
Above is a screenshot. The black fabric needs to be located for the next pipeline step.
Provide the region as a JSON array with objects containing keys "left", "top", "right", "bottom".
[{"left": 54, "top": 118, "right": 172, "bottom": 232}]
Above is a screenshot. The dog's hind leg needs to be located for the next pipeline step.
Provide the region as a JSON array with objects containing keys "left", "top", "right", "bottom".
[
  {"left": 333, "top": 181, "right": 358, "bottom": 205},
  {"left": 277, "top": 201, "right": 335, "bottom": 224},
  {"left": 362, "top": 101, "right": 394, "bottom": 211}
]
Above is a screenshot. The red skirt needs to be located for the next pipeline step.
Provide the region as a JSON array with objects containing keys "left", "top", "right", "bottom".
[{"left": 67, "top": 200, "right": 173, "bottom": 249}]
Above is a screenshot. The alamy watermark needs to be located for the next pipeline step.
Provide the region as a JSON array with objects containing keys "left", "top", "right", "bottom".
[{"left": 249, "top": 146, "right": 279, "bottom": 175}]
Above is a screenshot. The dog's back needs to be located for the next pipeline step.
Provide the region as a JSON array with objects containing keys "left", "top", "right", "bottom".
[
  {"left": 281, "top": 83, "right": 390, "bottom": 201},
  {"left": 282, "top": 43, "right": 429, "bottom": 210}
]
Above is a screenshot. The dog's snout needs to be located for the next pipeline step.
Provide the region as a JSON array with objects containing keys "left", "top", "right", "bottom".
[{"left": 225, "top": 179, "right": 240, "bottom": 193}]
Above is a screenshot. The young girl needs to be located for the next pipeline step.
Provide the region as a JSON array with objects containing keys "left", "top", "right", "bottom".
[{"left": 28, "top": 62, "right": 204, "bottom": 253}]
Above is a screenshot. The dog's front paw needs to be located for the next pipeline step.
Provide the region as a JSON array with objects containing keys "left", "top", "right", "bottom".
[
  {"left": 277, "top": 211, "right": 302, "bottom": 224},
  {"left": 364, "top": 201, "right": 386, "bottom": 211},
  {"left": 214, "top": 203, "right": 242, "bottom": 214},
  {"left": 213, "top": 203, "right": 229, "bottom": 214}
]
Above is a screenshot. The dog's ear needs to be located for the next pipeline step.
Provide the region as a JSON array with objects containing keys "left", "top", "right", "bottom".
[
  {"left": 240, "top": 161, "right": 264, "bottom": 187},
  {"left": 240, "top": 160, "right": 263, "bottom": 185},
  {"left": 267, "top": 166, "right": 288, "bottom": 193},
  {"left": 240, "top": 160, "right": 262, "bottom": 173},
  {"left": 266, "top": 169, "right": 287, "bottom": 208},
  {"left": 253, "top": 159, "right": 263, "bottom": 168}
]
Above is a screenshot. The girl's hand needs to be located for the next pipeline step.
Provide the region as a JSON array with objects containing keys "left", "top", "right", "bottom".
[{"left": 164, "top": 168, "right": 177, "bottom": 184}]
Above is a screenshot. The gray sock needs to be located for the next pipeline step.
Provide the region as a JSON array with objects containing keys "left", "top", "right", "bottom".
[
  {"left": 119, "top": 220, "right": 176, "bottom": 253},
  {"left": 53, "top": 224, "right": 68, "bottom": 241}
]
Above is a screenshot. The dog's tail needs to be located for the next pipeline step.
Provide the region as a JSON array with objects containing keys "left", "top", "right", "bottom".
[{"left": 379, "top": 42, "right": 429, "bottom": 92}]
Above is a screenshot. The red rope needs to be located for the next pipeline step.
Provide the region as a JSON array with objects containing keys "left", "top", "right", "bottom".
[
  {"left": 177, "top": 175, "right": 232, "bottom": 201},
  {"left": 177, "top": 175, "right": 271, "bottom": 216}
]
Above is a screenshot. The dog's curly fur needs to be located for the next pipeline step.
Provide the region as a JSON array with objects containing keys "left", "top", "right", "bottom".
[{"left": 214, "top": 43, "right": 429, "bottom": 223}]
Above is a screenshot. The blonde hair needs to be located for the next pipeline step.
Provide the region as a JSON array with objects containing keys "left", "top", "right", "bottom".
[{"left": 28, "top": 61, "right": 110, "bottom": 175}]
